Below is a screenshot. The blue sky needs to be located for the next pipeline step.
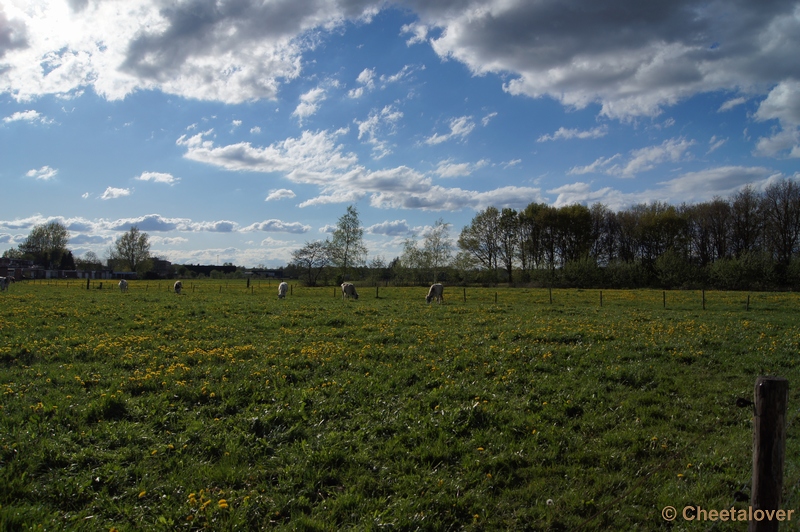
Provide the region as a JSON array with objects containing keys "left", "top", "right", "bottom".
[{"left": 1, "top": 0, "right": 799, "bottom": 267}]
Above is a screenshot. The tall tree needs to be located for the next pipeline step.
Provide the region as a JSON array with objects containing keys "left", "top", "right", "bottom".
[
  {"left": 18, "top": 221, "right": 70, "bottom": 268},
  {"left": 761, "top": 178, "right": 800, "bottom": 266},
  {"left": 458, "top": 207, "right": 500, "bottom": 280},
  {"left": 497, "top": 208, "right": 519, "bottom": 282},
  {"left": 110, "top": 226, "right": 151, "bottom": 274},
  {"left": 329, "top": 205, "right": 368, "bottom": 280},
  {"left": 291, "top": 240, "right": 330, "bottom": 287},
  {"left": 422, "top": 218, "right": 453, "bottom": 283},
  {"left": 730, "top": 184, "right": 763, "bottom": 258}
]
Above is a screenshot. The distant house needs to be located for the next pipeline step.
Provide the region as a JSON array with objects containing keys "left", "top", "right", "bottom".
[
  {"left": 0, "top": 257, "right": 35, "bottom": 280},
  {"left": 150, "top": 258, "right": 173, "bottom": 279}
]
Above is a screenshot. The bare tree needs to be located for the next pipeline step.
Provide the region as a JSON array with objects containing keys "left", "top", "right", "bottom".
[{"left": 291, "top": 240, "right": 330, "bottom": 286}]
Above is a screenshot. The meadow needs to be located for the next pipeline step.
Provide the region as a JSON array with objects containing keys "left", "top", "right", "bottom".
[{"left": 1, "top": 280, "right": 799, "bottom": 531}]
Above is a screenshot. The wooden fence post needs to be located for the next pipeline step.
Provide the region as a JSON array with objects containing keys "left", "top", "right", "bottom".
[
  {"left": 702, "top": 289, "right": 706, "bottom": 310},
  {"left": 663, "top": 291, "right": 666, "bottom": 309},
  {"left": 549, "top": 287, "right": 553, "bottom": 304},
  {"left": 600, "top": 291, "right": 603, "bottom": 307},
  {"left": 376, "top": 285, "right": 379, "bottom": 299},
  {"left": 749, "top": 376, "right": 788, "bottom": 532},
  {"left": 463, "top": 288, "right": 466, "bottom": 303},
  {"left": 747, "top": 294, "right": 751, "bottom": 311}
]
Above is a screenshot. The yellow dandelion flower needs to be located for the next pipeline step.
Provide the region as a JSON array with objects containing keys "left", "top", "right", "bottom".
[
  {"left": 138, "top": 491, "right": 146, "bottom": 498},
  {"left": 218, "top": 499, "right": 229, "bottom": 509}
]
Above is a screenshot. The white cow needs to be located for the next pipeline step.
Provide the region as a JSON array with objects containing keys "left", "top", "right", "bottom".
[
  {"left": 0, "top": 277, "right": 8, "bottom": 291},
  {"left": 119, "top": 279, "right": 128, "bottom": 292},
  {"left": 174, "top": 280, "right": 183, "bottom": 294},
  {"left": 426, "top": 283, "right": 444, "bottom": 304},
  {"left": 278, "top": 282, "right": 288, "bottom": 299},
  {"left": 341, "top": 282, "right": 359, "bottom": 300}
]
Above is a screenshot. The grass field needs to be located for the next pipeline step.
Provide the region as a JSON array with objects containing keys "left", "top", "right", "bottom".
[{"left": 1, "top": 280, "right": 799, "bottom": 531}]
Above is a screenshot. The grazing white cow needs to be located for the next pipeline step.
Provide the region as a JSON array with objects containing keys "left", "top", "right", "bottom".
[
  {"left": 174, "top": 280, "right": 183, "bottom": 294},
  {"left": 426, "top": 283, "right": 444, "bottom": 304},
  {"left": 119, "top": 279, "right": 128, "bottom": 292},
  {"left": 341, "top": 282, "right": 359, "bottom": 300},
  {"left": 278, "top": 282, "right": 288, "bottom": 299}
]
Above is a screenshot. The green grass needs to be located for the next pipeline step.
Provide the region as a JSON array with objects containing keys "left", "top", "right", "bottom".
[{"left": 1, "top": 281, "right": 799, "bottom": 530}]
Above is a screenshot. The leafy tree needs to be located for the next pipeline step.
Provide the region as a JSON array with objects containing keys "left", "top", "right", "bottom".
[
  {"left": 458, "top": 207, "right": 500, "bottom": 281},
  {"left": 291, "top": 240, "right": 331, "bottom": 286},
  {"left": 761, "top": 178, "right": 800, "bottom": 267},
  {"left": 422, "top": 218, "right": 453, "bottom": 284},
  {"left": 730, "top": 184, "right": 763, "bottom": 258},
  {"left": 109, "top": 226, "right": 151, "bottom": 274},
  {"left": 2, "top": 248, "right": 24, "bottom": 259},
  {"left": 75, "top": 251, "right": 103, "bottom": 271},
  {"left": 497, "top": 208, "right": 519, "bottom": 282},
  {"left": 18, "top": 221, "right": 70, "bottom": 268},
  {"left": 329, "top": 205, "right": 368, "bottom": 281}
]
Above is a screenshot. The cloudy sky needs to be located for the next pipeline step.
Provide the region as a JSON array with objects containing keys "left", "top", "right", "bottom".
[{"left": 1, "top": 0, "right": 799, "bottom": 267}]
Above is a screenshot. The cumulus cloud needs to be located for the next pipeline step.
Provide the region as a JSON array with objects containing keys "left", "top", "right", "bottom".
[
  {"left": 136, "top": 171, "right": 179, "bottom": 185},
  {"left": 265, "top": 188, "right": 296, "bottom": 201},
  {"left": 243, "top": 219, "right": 311, "bottom": 233},
  {"left": 348, "top": 67, "right": 375, "bottom": 98},
  {"left": 425, "top": 116, "right": 475, "bottom": 145},
  {"left": 367, "top": 219, "right": 412, "bottom": 236},
  {"left": 410, "top": 0, "right": 800, "bottom": 120},
  {"left": 25, "top": 165, "right": 57, "bottom": 181},
  {"left": 3, "top": 109, "right": 51, "bottom": 124},
  {"left": 753, "top": 81, "right": 800, "bottom": 158},
  {"left": 100, "top": 187, "right": 131, "bottom": 200},
  {"left": 0, "top": 0, "right": 379, "bottom": 103}
]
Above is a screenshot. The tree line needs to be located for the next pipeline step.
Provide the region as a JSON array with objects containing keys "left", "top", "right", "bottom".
[
  {"left": 3, "top": 224, "right": 153, "bottom": 276},
  {"left": 290, "top": 179, "right": 800, "bottom": 291}
]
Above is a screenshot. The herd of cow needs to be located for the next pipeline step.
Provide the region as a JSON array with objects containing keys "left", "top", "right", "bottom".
[{"left": 2, "top": 276, "right": 444, "bottom": 303}]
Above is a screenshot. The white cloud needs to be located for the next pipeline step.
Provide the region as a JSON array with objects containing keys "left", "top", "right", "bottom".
[
  {"left": 753, "top": 81, "right": 800, "bottom": 158},
  {"left": 367, "top": 220, "right": 412, "bottom": 236},
  {"left": 100, "top": 187, "right": 131, "bottom": 200},
  {"left": 537, "top": 125, "right": 608, "bottom": 142},
  {"left": 425, "top": 116, "right": 475, "bottom": 145},
  {"left": 250, "top": 126, "right": 261, "bottom": 134},
  {"left": 0, "top": 0, "right": 382, "bottom": 104},
  {"left": 401, "top": 22, "right": 428, "bottom": 46},
  {"left": 3, "top": 109, "right": 50, "bottom": 124},
  {"left": 549, "top": 166, "right": 780, "bottom": 210},
  {"left": 707, "top": 136, "right": 728, "bottom": 154},
  {"left": 348, "top": 67, "right": 376, "bottom": 98},
  {"left": 136, "top": 171, "right": 179, "bottom": 185},
  {"left": 435, "top": 158, "right": 489, "bottom": 178},
  {"left": 415, "top": 1, "right": 800, "bottom": 120},
  {"left": 355, "top": 105, "right": 403, "bottom": 159},
  {"left": 242, "top": 220, "right": 311, "bottom": 234},
  {"left": 25, "top": 165, "right": 58, "bottom": 181},
  {"left": 293, "top": 87, "right": 327, "bottom": 124},
  {"left": 265, "top": 189, "right": 296, "bottom": 201},
  {"left": 719, "top": 97, "right": 747, "bottom": 112},
  {"left": 569, "top": 138, "right": 694, "bottom": 178},
  {"left": 481, "top": 112, "right": 497, "bottom": 126}
]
